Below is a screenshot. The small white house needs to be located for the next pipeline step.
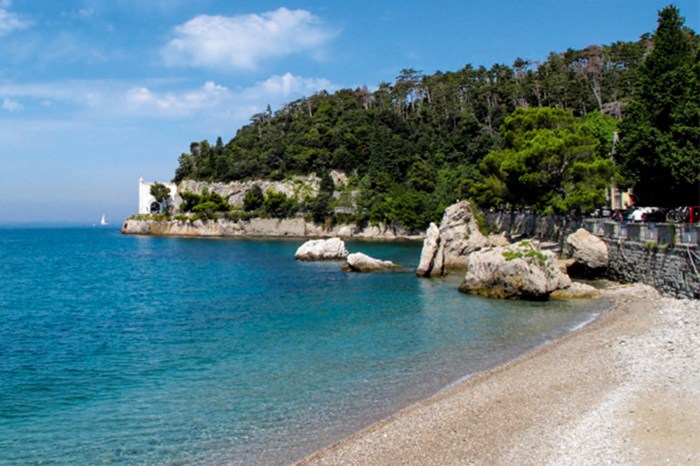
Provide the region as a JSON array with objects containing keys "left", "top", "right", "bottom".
[{"left": 138, "top": 177, "right": 178, "bottom": 214}]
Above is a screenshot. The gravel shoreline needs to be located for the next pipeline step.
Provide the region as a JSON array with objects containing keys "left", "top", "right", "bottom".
[{"left": 297, "top": 284, "right": 700, "bottom": 465}]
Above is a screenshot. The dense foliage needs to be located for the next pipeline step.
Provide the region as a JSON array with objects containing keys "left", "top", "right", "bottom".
[
  {"left": 471, "top": 108, "right": 616, "bottom": 214},
  {"left": 172, "top": 6, "right": 697, "bottom": 229},
  {"left": 616, "top": 5, "right": 700, "bottom": 206}
]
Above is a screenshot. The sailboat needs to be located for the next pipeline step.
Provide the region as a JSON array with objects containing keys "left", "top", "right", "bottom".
[{"left": 100, "top": 214, "right": 108, "bottom": 226}]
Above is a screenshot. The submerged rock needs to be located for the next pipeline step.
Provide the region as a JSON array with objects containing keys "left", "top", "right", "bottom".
[
  {"left": 342, "top": 252, "right": 402, "bottom": 273},
  {"left": 416, "top": 200, "right": 488, "bottom": 277},
  {"left": 459, "top": 240, "right": 571, "bottom": 300},
  {"left": 295, "top": 238, "right": 349, "bottom": 261}
]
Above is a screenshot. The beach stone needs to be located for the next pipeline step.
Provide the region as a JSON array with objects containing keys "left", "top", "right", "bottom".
[
  {"left": 550, "top": 282, "right": 601, "bottom": 299},
  {"left": 343, "top": 252, "right": 402, "bottom": 272},
  {"left": 416, "top": 200, "right": 488, "bottom": 277},
  {"left": 295, "top": 238, "right": 349, "bottom": 261},
  {"left": 459, "top": 240, "right": 571, "bottom": 300},
  {"left": 565, "top": 228, "right": 609, "bottom": 271}
]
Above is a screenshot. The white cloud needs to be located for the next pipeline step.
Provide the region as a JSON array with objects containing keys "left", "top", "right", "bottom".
[
  {"left": 125, "top": 80, "right": 231, "bottom": 117},
  {"left": 2, "top": 97, "right": 22, "bottom": 111},
  {"left": 162, "top": 7, "right": 337, "bottom": 70},
  {"left": 247, "top": 72, "right": 333, "bottom": 99},
  {"left": 0, "top": 1, "right": 30, "bottom": 35},
  {"left": 0, "top": 73, "right": 335, "bottom": 127}
]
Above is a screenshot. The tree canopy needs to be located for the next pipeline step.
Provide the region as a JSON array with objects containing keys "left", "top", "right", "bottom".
[
  {"left": 471, "top": 108, "right": 616, "bottom": 214},
  {"left": 616, "top": 5, "right": 700, "bottom": 206},
  {"left": 169, "top": 5, "right": 697, "bottom": 229}
]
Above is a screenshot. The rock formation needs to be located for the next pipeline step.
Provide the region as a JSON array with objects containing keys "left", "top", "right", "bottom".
[
  {"left": 416, "top": 200, "right": 488, "bottom": 277},
  {"left": 564, "top": 228, "right": 609, "bottom": 276},
  {"left": 342, "top": 253, "right": 402, "bottom": 272},
  {"left": 295, "top": 238, "right": 349, "bottom": 261},
  {"left": 550, "top": 282, "right": 601, "bottom": 299},
  {"left": 459, "top": 240, "right": 572, "bottom": 300},
  {"left": 121, "top": 218, "right": 422, "bottom": 240}
]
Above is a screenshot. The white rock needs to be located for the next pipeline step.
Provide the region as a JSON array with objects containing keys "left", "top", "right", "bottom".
[
  {"left": 416, "top": 200, "right": 488, "bottom": 276},
  {"left": 459, "top": 240, "right": 572, "bottom": 300},
  {"left": 550, "top": 282, "right": 601, "bottom": 299},
  {"left": 295, "top": 238, "right": 349, "bottom": 261},
  {"left": 344, "top": 252, "right": 401, "bottom": 272},
  {"left": 416, "top": 223, "right": 441, "bottom": 277},
  {"left": 566, "top": 228, "right": 609, "bottom": 270}
]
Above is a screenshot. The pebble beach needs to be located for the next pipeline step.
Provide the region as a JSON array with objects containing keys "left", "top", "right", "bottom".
[{"left": 299, "top": 284, "right": 700, "bottom": 465}]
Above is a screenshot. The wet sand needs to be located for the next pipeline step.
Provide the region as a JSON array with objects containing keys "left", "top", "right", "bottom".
[{"left": 298, "top": 284, "right": 700, "bottom": 465}]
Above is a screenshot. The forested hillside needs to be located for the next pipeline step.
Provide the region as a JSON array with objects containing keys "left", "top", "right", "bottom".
[{"left": 172, "top": 5, "right": 698, "bottom": 231}]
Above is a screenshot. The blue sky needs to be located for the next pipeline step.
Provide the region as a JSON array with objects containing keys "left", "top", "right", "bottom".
[{"left": 1, "top": 1, "right": 698, "bottom": 225}]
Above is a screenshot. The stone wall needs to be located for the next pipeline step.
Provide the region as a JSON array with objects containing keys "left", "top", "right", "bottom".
[
  {"left": 604, "top": 240, "right": 699, "bottom": 299},
  {"left": 483, "top": 211, "right": 582, "bottom": 244},
  {"left": 584, "top": 219, "right": 700, "bottom": 299}
]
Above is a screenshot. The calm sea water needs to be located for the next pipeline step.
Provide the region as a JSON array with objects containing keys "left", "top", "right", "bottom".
[{"left": 0, "top": 227, "right": 607, "bottom": 465}]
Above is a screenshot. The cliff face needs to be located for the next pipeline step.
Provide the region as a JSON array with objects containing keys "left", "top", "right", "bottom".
[
  {"left": 176, "top": 177, "right": 321, "bottom": 211},
  {"left": 121, "top": 217, "right": 421, "bottom": 240}
]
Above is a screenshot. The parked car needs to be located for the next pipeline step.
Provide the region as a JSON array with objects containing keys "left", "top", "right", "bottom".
[{"left": 628, "top": 206, "right": 665, "bottom": 223}]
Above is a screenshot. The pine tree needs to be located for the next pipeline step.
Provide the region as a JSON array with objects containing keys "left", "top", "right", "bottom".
[{"left": 616, "top": 5, "right": 700, "bottom": 206}]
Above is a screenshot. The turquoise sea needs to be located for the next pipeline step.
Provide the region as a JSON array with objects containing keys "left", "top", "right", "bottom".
[{"left": 0, "top": 227, "right": 607, "bottom": 465}]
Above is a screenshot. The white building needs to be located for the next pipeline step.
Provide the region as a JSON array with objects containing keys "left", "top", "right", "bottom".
[{"left": 138, "top": 177, "right": 178, "bottom": 214}]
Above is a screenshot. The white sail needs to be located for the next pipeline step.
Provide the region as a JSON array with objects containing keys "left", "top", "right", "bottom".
[{"left": 100, "top": 214, "right": 108, "bottom": 226}]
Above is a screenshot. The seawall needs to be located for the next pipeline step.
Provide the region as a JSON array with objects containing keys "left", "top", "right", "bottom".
[
  {"left": 583, "top": 220, "right": 700, "bottom": 299},
  {"left": 120, "top": 217, "right": 421, "bottom": 241}
]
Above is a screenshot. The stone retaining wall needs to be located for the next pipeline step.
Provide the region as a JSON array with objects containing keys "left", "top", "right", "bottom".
[
  {"left": 583, "top": 219, "right": 700, "bottom": 299},
  {"left": 603, "top": 240, "right": 699, "bottom": 299},
  {"left": 483, "top": 211, "right": 581, "bottom": 243}
]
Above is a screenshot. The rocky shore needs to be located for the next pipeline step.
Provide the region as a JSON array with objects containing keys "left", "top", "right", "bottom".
[
  {"left": 298, "top": 284, "right": 700, "bottom": 465},
  {"left": 121, "top": 217, "right": 422, "bottom": 240}
]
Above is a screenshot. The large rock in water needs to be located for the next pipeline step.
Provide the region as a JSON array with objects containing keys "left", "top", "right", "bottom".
[
  {"left": 459, "top": 240, "right": 572, "bottom": 300},
  {"left": 295, "top": 238, "right": 348, "bottom": 261},
  {"left": 343, "top": 252, "right": 402, "bottom": 272},
  {"left": 416, "top": 201, "right": 488, "bottom": 277},
  {"left": 565, "top": 228, "right": 609, "bottom": 275}
]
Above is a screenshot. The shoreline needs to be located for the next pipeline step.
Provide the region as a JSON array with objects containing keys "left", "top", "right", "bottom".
[
  {"left": 120, "top": 217, "right": 425, "bottom": 241},
  {"left": 297, "top": 284, "right": 700, "bottom": 465}
]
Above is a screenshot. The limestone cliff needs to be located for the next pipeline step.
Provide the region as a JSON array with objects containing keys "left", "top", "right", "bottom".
[{"left": 121, "top": 217, "right": 422, "bottom": 240}]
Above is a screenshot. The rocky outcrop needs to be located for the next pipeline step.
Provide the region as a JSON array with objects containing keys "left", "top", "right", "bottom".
[
  {"left": 459, "top": 240, "right": 572, "bottom": 300},
  {"left": 121, "top": 218, "right": 423, "bottom": 240},
  {"left": 564, "top": 228, "right": 609, "bottom": 276},
  {"left": 295, "top": 238, "right": 349, "bottom": 261},
  {"left": 416, "top": 201, "right": 488, "bottom": 277},
  {"left": 177, "top": 177, "right": 320, "bottom": 210},
  {"left": 122, "top": 217, "right": 313, "bottom": 237},
  {"left": 550, "top": 282, "right": 601, "bottom": 299},
  {"left": 416, "top": 223, "right": 441, "bottom": 276},
  {"left": 342, "top": 253, "right": 402, "bottom": 272}
]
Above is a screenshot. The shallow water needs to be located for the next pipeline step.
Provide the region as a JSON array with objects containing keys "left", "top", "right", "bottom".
[{"left": 0, "top": 227, "right": 607, "bottom": 465}]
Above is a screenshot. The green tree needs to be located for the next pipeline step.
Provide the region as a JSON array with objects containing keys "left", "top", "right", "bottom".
[
  {"left": 243, "top": 185, "right": 264, "bottom": 212},
  {"left": 262, "top": 190, "right": 297, "bottom": 218},
  {"left": 309, "top": 171, "right": 335, "bottom": 223},
  {"left": 472, "top": 107, "right": 615, "bottom": 214},
  {"left": 149, "top": 182, "right": 171, "bottom": 208},
  {"left": 616, "top": 5, "right": 700, "bottom": 205}
]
